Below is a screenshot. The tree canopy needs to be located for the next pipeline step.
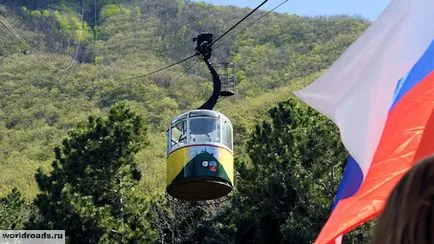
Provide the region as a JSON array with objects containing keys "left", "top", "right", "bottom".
[{"left": 32, "top": 103, "right": 156, "bottom": 243}]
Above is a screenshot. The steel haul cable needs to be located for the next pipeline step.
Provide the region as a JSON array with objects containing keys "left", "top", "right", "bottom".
[
  {"left": 0, "top": 1, "right": 88, "bottom": 73},
  {"left": 0, "top": 18, "right": 41, "bottom": 56},
  {"left": 213, "top": 0, "right": 289, "bottom": 51},
  {"left": 122, "top": 0, "right": 270, "bottom": 82}
]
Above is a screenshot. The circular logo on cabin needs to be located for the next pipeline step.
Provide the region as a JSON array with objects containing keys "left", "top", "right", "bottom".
[
  {"left": 209, "top": 161, "right": 217, "bottom": 172},
  {"left": 202, "top": 161, "right": 209, "bottom": 167}
]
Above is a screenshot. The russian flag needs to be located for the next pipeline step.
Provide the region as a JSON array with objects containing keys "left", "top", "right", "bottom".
[{"left": 294, "top": 0, "right": 434, "bottom": 243}]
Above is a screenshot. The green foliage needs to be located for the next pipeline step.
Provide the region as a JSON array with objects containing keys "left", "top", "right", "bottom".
[
  {"left": 0, "top": 188, "right": 33, "bottom": 230},
  {"left": 32, "top": 103, "right": 157, "bottom": 242},
  {"left": 100, "top": 4, "right": 132, "bottom": 22},
  {"left": 240, "top": 99, "right": 348, "bottom": 242},
  {"left": 40, "top": 9, "right": 93, "bottom": 42},
  {"left": 0, "top": 0, "right": 367, "bottom": 174},
  {"left": 0, "top": 12, "right": 45, "bottom": 57}
]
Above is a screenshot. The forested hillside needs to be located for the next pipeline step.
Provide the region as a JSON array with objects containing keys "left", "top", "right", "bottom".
[{"left": 0, "top": 0, "right": 373, "bottom": 242}]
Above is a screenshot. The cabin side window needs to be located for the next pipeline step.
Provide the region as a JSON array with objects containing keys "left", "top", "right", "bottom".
[
  {"left": 166, "top": 130, "right": 170, "bottom": 155},
  {"left": 222, "top": 121, "right": 233, "bottom": 150},
  {"left": 189, "top": 118, "right": 220, "bottom": 143},
  {"left": 170, "top": 120, "right": 187, "bottom": 150}
]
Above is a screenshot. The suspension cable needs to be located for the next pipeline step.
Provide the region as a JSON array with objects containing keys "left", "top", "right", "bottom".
[
  {"left": 208, "top": 0, "right": 268, "bottom": 47},
  {"left": 0, "top": 1, "right": 88, "bottom": 73},
  {"left": 121, "top": 53, "right": 198, "bottom": 81},
  {"left": 213, "top": 0, "right": 289, "bottom": 51},
  {"left": 122, "top": 0, "right": 269, "bottom": 82},
  {"left": 0, "top": 18, "right": 41, "bottom": 56},
  {"left": 171, "top": 58, "right": 201, "bottom": 84},
  {"left": 56, "top": 0, "right": 86, "bottom": 72}
]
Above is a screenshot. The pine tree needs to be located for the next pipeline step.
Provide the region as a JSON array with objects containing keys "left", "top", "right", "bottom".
[
  {"left": 33, "top": 102, "right": 157, "bottom": 243},
  {"left": 0, "top": 188, "right": 32, "bottom": 230}
]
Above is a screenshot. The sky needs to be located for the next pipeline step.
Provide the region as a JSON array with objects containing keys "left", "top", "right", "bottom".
[{"left": 192, "top": 0, "right": 391, "bottom": 20}]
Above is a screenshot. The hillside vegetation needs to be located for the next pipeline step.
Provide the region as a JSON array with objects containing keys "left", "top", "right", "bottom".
[
  {"left": 0, "top": 0, "right": 373, "bottom": 242},
  {"left": 0, "top": 0, "right": 367, "bottom": 197}
]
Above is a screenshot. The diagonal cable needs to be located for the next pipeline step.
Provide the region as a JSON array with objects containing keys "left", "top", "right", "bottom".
[
  {"left": 213, "top": 0, "right": 289, "bottom": 51},
  {"left": 0, "top": 18, "right": 42, "bottom": 56},
  {"left": 171, "top": 58, "right": 201, "bottom": 85},
  {"left": 208, "top": 0, "right": 268, "bottom": 47},
  {"left": 121, "top": 53, "right": 198, "bottom": 81},
  {"left": 122, "top": 0, "right": 269, "bottom": 82}
]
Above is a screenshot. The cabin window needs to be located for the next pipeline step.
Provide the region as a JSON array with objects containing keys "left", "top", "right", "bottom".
[
  {"left": 171, "top": 120, "right": 187, "bottom": 149},
  {"left": 166, "top": 130, "right": 170, "bottom": 154},
  {"left": 189, "top": 118, "right": 220, "bottom": 143},
  {"left": 222, "top": 121, "right": 233, "bottom": 150}
]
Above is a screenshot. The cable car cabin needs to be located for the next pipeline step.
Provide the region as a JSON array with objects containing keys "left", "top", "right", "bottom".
[{"left": 166, "top": 110, "right": 234, "bottom": 201}]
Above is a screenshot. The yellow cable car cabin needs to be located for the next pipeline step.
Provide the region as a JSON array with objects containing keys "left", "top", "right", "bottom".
[
  {"left": 166, "top": 110, "right": 234, "bottom": 201},
  {"left": 165, "top": 33, "right": 235, "bottom": 200}
]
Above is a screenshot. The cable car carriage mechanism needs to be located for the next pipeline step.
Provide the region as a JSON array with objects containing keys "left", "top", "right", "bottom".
[{"left": 166, "top": 33, "right": 235, "bottom": 201}]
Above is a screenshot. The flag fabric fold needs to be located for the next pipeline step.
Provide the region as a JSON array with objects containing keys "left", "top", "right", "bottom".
[{"left": 294, "top": 0, "right": 434, "bottom": 243}]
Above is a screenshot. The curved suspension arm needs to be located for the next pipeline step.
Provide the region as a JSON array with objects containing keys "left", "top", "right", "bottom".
[{"left": 198, "top": 59, "right": 221, "bottom": 110}]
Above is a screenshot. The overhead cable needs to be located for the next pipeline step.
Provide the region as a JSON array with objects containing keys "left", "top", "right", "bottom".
[
  {"left": 0, "top": 18, "right": 41, "bottom": 56},
  {"left": 214, "top": 0, "right": 289, "bottom": 51},
  {"left": 122, "top": 0, "right": 269, "bottom": 81},
  {"left": 121, "top": 53, "right": 198, "bottom": 81}
]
